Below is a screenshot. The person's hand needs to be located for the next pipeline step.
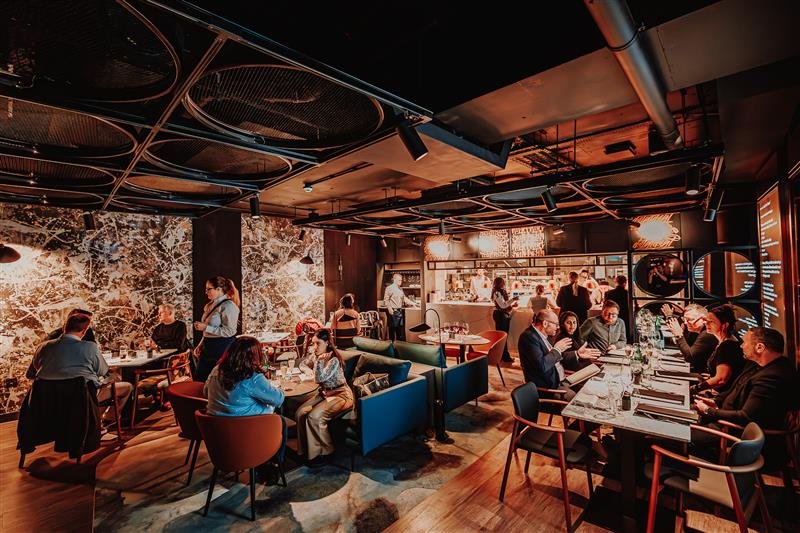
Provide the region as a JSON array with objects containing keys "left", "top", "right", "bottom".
[
  {"left": 576, "top": 342, "right": 601, "bottom": 360},
  {"left": 661, "top": 303, "right": 674, "bottom": 317},
  {"left": 666, "top": 317, "right": 684, "bottom": 339},
  {"left": 194, "top": 321, "right": 207, "bottom": 331},
  {"left": 693, "top": 397, "right": 714, "bottom": 414},
  {"left": 554, "top": 337, "right": 572, "bottom": 353}
]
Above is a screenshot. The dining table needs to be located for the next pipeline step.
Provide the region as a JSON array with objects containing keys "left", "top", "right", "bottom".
[
  {"left": 562, "top": 350, "right": 697, "bottom": 533},
  {"left": 102, "top": 349, "right": 171, "bottom": 368},
  {"left": 418, "top": 333, "right": 490, "bottom": 363}
]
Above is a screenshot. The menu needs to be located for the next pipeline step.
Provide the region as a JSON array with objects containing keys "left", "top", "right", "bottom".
[{"left": 757, "top": 185, "right": 786, "bottom": 335}]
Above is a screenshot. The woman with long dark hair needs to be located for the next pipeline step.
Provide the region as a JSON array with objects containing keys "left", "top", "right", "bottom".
[
  {"left": 491, "top": 277, "right": 518, "bottom": 362},
  {"left": 553, "top": 311, "right": 601, "bottom": 370},
  {"left": 693, "top": 304, "right": 744, "bottom": 393},
  {"left": 331, "top": 293, "right": 361, "bottom": 349},
  {"left": 193, "top": 276, "right": 241, "bottom": 382},
  {"left": 295, "top": 328, "right": 354, "bottom": 465}
]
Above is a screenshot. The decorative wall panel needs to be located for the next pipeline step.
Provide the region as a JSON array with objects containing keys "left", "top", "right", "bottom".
[
  {"left": 0, "top": 203, "right": 192, "bottom": 414},
  {"left": 241, "top": 217, "right": 324, "bottom": 333}
]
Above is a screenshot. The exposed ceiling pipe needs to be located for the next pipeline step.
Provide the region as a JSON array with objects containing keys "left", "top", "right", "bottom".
[{"left": 584, "top": 0, "right": 682, "bottom": 148}]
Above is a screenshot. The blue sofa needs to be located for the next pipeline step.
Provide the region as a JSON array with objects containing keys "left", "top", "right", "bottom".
[
  {"left": 352, "top": 337, "right": 489, "bottom": 442},
  {"left": 332, "top": 350, "right": 428, "bottom": 462}
]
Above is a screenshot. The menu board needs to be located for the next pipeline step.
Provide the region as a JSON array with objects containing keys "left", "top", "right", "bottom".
[{"left": 757, "top": 185, "right": 786, "bottom": 335}]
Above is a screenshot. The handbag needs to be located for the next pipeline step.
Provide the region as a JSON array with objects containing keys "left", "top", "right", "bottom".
[{"left": 351, "top": 372, "right": 391, "bottom": 398}]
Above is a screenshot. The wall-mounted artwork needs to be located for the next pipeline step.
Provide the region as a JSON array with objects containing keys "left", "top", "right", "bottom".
[{"left": 510, "top": 226, "right": 545, "bottom": 257}]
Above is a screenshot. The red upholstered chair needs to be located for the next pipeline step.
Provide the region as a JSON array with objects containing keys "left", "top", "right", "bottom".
[
  {"left": 195, "top": 412, "right": 284, "bottom": 521},
  {"left": 466, "top": 330, "right": 508, "bottom": 387},
  {"left": 166, "top": 381, "right": 206, "bottom": 485}
]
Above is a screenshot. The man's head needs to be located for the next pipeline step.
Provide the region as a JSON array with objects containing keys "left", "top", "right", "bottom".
[
  {"left": 392, "top": 273, "right": 403, "bottom": 286},
  {"left": 682, "top": 303, "right": 708, "bottom": 333},
  {"left": 742, "top": 327, "right": 784, "bottom": 364},
  {"left": 600, "top": 300, "right": 620, "bottom": 325},
  {"left": 476, "top": 268, "right": 486, "bottom": 277},
  {"left": 615, "top": 275, "right": 627, "bottom": 288},
  {"left": 533, "top": 309, "right": 559, "bottom": 336},
  {"left": 579, "top": 269, "right": 589, "bottom": 282},
  {"left": 64, "top": 313, "right": 92, "bottom": 336},
  {"left": 158, "top": 303, "right": 176, "bottom": 324},
  {"left": 568, "top": 271, "right": 579, "bottom": 284}
]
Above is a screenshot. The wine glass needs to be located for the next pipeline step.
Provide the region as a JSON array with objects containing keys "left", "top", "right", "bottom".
[{"left": 463, "top": 322, "right": 470, "bottom": 336}]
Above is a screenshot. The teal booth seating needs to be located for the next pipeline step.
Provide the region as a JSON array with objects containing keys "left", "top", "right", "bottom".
[
  {"left": 351, "top": 336, "right": 489, "bottom": 441},
  {"left": 331, "top": 350, "right": 428, "bottom": 466}
]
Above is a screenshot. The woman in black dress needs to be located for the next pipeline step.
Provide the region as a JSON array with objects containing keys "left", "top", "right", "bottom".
[
  {"left": 694, "top": 304, "right": 744, "bottom": 393},
  {"left": 491, "top": 277, "right": 518, "bottom": 362}
]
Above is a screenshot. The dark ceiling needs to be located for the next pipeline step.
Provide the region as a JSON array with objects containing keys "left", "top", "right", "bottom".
[{"left": 0, "top": 0, "right": 798, "bottom": 238}]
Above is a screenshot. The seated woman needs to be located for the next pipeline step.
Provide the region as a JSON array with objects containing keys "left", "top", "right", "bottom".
[
  {"left": 553, "top": 311, "right": 600, "bottom": 371},
  {"left": 331, "top": 293, "right": 361, "bottom": 349},
  {"left": 527, "top": 284, "right": 555, "bottom": 312},
  {"left": 693, "top": 304, "right": 745, "bottom": 394},
  {"left": 295, "top": 328, "right": 354, "bottom": 466},
  {"left": 204, "top": 336, "right": 286, "bottom": 480}
]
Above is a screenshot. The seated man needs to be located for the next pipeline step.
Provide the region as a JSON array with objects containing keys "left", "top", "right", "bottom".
[
  {"left": 518, "top": 309, "right": 601, "bottom": 400},
  {"left": 578, "top": 300, "right": 626, "bottom": 353},
  {"left": 31, "top": 313, "right": 132, "bottom": 428},
  {"left": 665, "top": 303, "right": 718, "bottom": 373},
  {"left": 150, "top": 303, "right": 190, "bottom": 353},
  {"left": 692, "top": 327, "right": 798, "bottom": 461}
]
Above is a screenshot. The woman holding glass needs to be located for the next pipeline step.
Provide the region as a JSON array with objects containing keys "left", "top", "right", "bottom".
[
  {"left": 193, "top": 276, "right": 241, "bottom": 383},
  {"left": 295, "top": 328, "right": 354, "bottom": 466}
]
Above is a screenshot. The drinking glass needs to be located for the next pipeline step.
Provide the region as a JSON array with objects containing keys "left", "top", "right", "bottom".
[{"left": 463, "top": 322, "right": 470, "bottom": 335}]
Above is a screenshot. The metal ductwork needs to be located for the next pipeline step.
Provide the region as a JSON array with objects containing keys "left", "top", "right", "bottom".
[{"left": 584, "top": 0, "right": 682, "bottom": 148}]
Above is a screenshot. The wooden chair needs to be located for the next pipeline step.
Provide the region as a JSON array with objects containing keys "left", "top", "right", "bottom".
[
  {"left": 166, "top": 381, "right": 207, "bottom": 485},
  {"left": 129, "top": 350, "right": 191, "bottom": 428},
  {"left": 499, "top": 383, "right": 594, "bottom": 533},
  {"left": 195, "top": 412, "right": 284, "bottom": 521},
  {"left": 97, "top": 381, "right": 123, "bottom": 440},
  {"left": 466, "top": 330, "right": 508, "bottom": 387},
  {"left": 645, "top": 423, "right": 772, "bottom": 533}
]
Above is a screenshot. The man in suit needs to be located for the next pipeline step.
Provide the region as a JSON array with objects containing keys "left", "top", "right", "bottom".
[
  {"left": 518, "top": 309, "right": 600, "bottom": 400},
  {"left": 31, "top": 313, "right": 132, "bottom": 423},
  {"left": 692, "top": 327, "right": 798, "bottom": 463}
]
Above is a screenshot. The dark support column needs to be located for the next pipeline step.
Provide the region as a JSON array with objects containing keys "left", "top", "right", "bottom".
[
  {"left": 192, "top": 212, "right": 242, "bottom": 346},
  {"left": 323, "top": 231, "right": 378, "bottom": 316}
]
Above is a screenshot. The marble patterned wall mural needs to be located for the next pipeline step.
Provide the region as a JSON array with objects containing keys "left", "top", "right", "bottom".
[
  {"left": 241, "top": 217, "right": 324, "bottom": 333},
  {"left": 0, "top": 203, "right": 192, "bottom": 414}
]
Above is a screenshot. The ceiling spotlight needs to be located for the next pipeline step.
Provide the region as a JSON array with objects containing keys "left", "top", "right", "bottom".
[
  {"left": 82, "top": 212, "right": 97, "bottom": 231},
  {"left": 303, "top": 183, "right": 313, "bottom": 193},
  {"left": 41, "top": 194, "right": 48, "bottom": 204},
  {"left": 685, "top": 166, "right": 701, "bottom": 196},
  {"left": 249, "top": 196, "right": 261, "bottom": 219},
  {"left": 397, "top": 121, "right": 429, "bottom": 162},
  {"left": 0, "top": 243, "right": 21, "bottom": 263},
  {"left": 346, "top": 233, "right": 352, "bottom": 246},
  {"left": 410, "top": 237, "right": 422, "bottom": 247},
  {"left": 298, "top": 228, "right": 306, "bottom": 241},
  {"left": 704, "top": 187, "right": 724, "bottom": 222},
  {"left": 379, "top": 237, "right": 388, "bottom": 248},
  {"left": 300, "top": 253, "right": 314, "bottom": 265},
  {"left": 541, "top": 188, "right": 558, "bottom": 213},
  {"left": 552, "top": 225, "right": 565, "bottom": 235},
  {"left": 439, "top": 219, "right": 446, "bottom": 235},
  {"left": 31, "top": 145, "right": 39, "bottom": 155},
  {"left": 28, "top": 172, "right": 35, "bottom": 185}
]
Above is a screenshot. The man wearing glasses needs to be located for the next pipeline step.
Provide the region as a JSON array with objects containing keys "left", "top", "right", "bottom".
[
  {"left": 666, "top": 303, "right": 718, "bottom": 373},
  {"left": 579, "top": 300, "right": 627, "bottom": 353}
]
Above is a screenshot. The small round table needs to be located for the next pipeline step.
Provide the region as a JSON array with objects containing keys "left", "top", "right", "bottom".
[{"left": 418, "top": 334, "right": 490, "bottom": 363}]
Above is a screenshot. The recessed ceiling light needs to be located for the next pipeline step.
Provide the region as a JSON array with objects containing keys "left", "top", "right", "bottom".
[{"left": 303, "top": 184, "right": 313, "bottom": 192}]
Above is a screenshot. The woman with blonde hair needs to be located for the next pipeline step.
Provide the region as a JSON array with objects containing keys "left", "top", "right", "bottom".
[{"left": 193, "top": 276, "right": 241, "bottom": 382}]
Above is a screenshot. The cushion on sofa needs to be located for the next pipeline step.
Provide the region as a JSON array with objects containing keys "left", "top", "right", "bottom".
[
  {"left": 352, "top": 337, "right": 396, "bottom": 357},
  {"left": 393, "top": 340, "right": 445, "bottom": 368},
  {"left": 353, "top": 353, "right": 411, "bottom": 385}
]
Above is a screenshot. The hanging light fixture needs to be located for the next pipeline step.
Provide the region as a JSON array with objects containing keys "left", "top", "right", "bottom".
[
  {"left": 300, "top": 252, "right": 314, "bottom": 265},
  {"left": 439, "top": 219, "right": 446, "bottom": 235},
  {"left": 552, "top": 225, "right": 565, "bottom": 235},
  {"left": 397, "top": 121, "right": 429, "bottom": 161},
  {"left": 685, "top": 166, "right": 701, "bottom": 196},
  {"left": 0, "top": 243, "right": 21, "bottom": 263},
  {"left": 249, "top": 196, "right": 261, "bottom": 219},
  {"left": 704, "top": 187, "right": 724, "bottom": 222},
  {"left": 83, "top": 212, "right": 97, "bottom": 231},
  {"left": 379, "top": 237, "right": 388, "bottom": 248},
  {"left": 346, "top": 233, "right": 352, "bottom": 246},
  {"left": 541, "top": 188, "right": 558, "bottom": 213}
]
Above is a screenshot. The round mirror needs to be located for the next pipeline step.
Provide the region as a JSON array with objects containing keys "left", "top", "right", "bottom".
[
  {"left": 634, "top": 253, "right": 686, "bottom": 297},
  {"left": 692, "top": 251, "right": 756, "bottom": 298}
]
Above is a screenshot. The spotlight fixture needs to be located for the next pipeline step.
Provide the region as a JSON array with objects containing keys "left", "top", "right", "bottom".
[
  {"left": 249, "top": 196, "right": 261, "bottom": 219},
  {"left": 541, "top": 188, "right": 558, "bottom": 213},
  {"left": 298, "top": 228, "right": 306, "bottom": 241},
  {"left": 82, "top": 212, "right": 97, "bottom": 231},
  {"left": 626, "top": 219, "right": 642, "bottom": 228},
  {"left": 552, "top": 225, "right": 565, "bottom": 235},
  {"left": 27, "top": 172, "right": 35, "bottom": 185},
  {"left": 0, "top": 243, "right": 21, "bottom": 263},
  {"left": 410, "top": 237, "right": 422, "bottom": 247},
  {"left": 31, "top": 145, "right": 39, "bottom": 155},
  {"left": 346, "top": 233, "right": 352, "bottom": 246},
  {"left": 303, "top": 183, "right": 313, "bottom": 193},
  {"left": 439, "top": 219, "right": 446, "bottom": 235},
  {"left": 685, "top": 166, "right": 701, "bottom": 196},
  {"left": 704, "top": 187, "right": 724, "bottom": 222},
  {"left": 41, "top": 194, "right": 48, "bottom": 205},
  {"left": 397, "top": 121, "right": 429, "bottom": 162},
  {"left": 379, "top": 237, "right": 388, "bottom": 248},
  {"left": 300, "top": 253, "right": 314, "bottom": 265}
]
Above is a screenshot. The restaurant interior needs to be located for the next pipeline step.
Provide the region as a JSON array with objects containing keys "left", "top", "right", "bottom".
[{"left": 1, "top": 1, "right": 800, "bottom": 531}]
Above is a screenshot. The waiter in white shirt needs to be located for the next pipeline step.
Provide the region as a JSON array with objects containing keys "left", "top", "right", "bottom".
[
  {"left": 384, "top": 273, "right": 419, "bottom": 341},
  {"left": 469, "top": 268, "right": 492, "bottom": 301}
]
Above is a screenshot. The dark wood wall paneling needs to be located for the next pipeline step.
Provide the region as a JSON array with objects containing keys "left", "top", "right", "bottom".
[
  {"left": 192, "top": 211, "right": 243, "bottom": 345},
  {"left": 323, "top": 231, "right": 378, "bottom": 316}
]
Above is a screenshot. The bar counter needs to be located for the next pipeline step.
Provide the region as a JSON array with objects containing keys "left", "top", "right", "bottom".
[{"left": 427, "top": 302, "right": 532, "bottom": 356}]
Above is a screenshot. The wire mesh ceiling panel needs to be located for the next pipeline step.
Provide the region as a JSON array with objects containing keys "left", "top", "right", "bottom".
[
  {"left": 0, "top": 184, "right": 104, "bottom": 206},
  {"left": 0, "top": 0, "right": 179, "bottom": 102},
  {"left": 0, "top": 155, "right": 115, "bottom": 188},
  {"left": 144, "top": 138, "right": 291, "bottom": 183},
  {"left": 184, "top": 64, "right": 384, "bottom": 148},
  {"left": 123, "top": 174, "right": 241, "bottom": 200},
  {"left": 0, "top": 97, "right": 135, "bottom": 158}
]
